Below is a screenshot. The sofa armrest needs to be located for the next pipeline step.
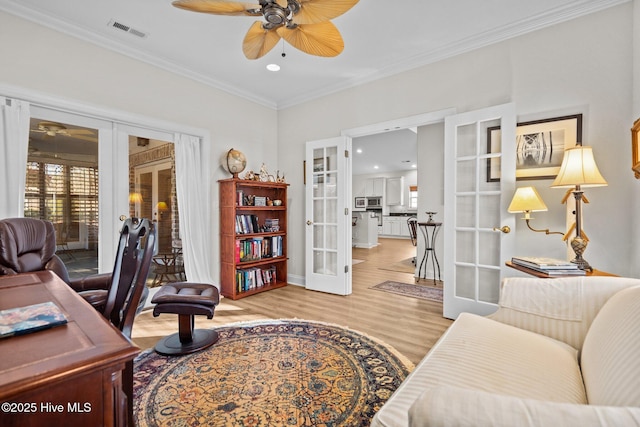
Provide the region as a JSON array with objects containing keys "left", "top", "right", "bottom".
[
  {"left": 409, "top": 385, "right": 640, "bottom": 427},
  {"left": 487, "top": 276, "right": 640, "bottom": 350}
]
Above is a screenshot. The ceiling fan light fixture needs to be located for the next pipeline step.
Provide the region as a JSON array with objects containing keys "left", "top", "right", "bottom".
[
  {"left": 172, "top": 0, "right": 358, "bottom": 60},
  {"left": 266, "top": 63, "right": 280, "bottom": 71}
]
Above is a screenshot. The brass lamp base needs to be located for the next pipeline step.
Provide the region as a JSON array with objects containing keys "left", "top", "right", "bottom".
[{"left": 570, "top": 235, "right": 592, "bottom": 272}]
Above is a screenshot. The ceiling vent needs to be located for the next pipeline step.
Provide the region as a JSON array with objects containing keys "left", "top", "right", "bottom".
[{"left": 108, "top": 19, "right": 148, "bottom": 39}]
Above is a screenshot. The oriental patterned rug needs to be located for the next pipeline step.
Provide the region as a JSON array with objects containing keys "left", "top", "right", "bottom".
[
  {"left": 133, "top": 319, "right": 413, "bottom": 427},
  {"left": 370, "top": 281, "right": 443, "bottom": 302}
]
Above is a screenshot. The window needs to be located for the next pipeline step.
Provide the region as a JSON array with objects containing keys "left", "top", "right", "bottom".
[
  {"left": 24, "top": 161, "right": 99, "bottom": 248},
  {"left": 409, "top": 185, "right": 418, "bottom": 209}
]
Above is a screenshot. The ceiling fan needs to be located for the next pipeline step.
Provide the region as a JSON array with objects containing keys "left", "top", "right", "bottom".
[
  {"left": 31, "top": 121, "right": 97, "bottom": 142},
  {"left": 172, "top": 0, "right": 359, "bottom": 59}
]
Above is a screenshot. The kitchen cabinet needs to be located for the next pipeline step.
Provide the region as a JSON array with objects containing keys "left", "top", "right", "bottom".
[
  {"left": 365, "top": 178, "right": 385, "bottom": 197},
  {"left": 386, "top": 177, "right": 404, "bottom": 206},
  {"left": 381, "top": 216, "right": 411, "bottom": 237}
]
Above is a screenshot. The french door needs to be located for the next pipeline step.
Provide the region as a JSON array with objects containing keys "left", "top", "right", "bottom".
[
  {"left": 27, "top": 106, "right": 125, "bottom": 274},
  {"left": 134, "top": 161, "right": 174, "bottom": 252},
  {"left": 305, "top": 136, "right": 352, "bottom": 295},
  {"left": 443, "top": 103, "right": 516, "bottom": 319}
]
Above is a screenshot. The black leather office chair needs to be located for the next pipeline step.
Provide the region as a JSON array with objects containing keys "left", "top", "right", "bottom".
[
  {"left": 103, "top": 217, "right": 156, "bottom": 339},
  {"left": 0, "top": 217, "right": 153, "bottom": 320},
  {"left": 0, "top": 217, "right": 109, "bottom": 309}
]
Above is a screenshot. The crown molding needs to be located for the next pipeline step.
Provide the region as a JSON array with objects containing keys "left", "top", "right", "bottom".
[
  {"left": 0, "top": 1, "right": 278, "bottom": 109},
  {"left": 0, "top": 0, "right": 629, "bottom": 110},
  {"left": 276, "top": 0, "right": 630, "bottom": 109}
]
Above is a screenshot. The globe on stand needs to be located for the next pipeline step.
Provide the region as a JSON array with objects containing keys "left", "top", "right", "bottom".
[{"left": 222, "top": 148, "right": 247, "bottom": 178}]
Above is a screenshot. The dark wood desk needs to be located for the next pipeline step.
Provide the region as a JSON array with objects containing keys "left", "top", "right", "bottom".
[
  {"left": 0, "top": 271, "right": 138, "bottom": 427},
  {"left": 505, "top": 261, "right": 617, "bottom": 278}
]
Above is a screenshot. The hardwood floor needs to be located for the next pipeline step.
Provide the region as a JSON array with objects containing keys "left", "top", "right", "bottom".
[{"left": 131, "top": 238, "right": 452, "bottom": 365}]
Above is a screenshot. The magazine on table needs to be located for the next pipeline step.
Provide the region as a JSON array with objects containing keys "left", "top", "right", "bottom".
[{"left": 0, "top": 301, "right": 68, "bottom": 339}]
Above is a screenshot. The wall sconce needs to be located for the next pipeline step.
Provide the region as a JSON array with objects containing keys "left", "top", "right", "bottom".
[
  {"left": 551, "top": 145, "right": 607, "bottom": 271},
  {"left": 507, "top": 186, "right": 563, "bottom": 236}
]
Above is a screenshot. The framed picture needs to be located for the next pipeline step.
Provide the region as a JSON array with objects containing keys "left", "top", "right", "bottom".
[
  {"left": 632, "top": 117, "right": 640, "bottom": 179},
  {"left": 354, "top": 197, "right": 366, "bottom": 209},
  {"left": 487, "top": 114, "right": 582, "bottom": 181}
]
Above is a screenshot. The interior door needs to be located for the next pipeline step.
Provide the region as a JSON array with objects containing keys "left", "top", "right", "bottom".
[
  {"left": 443, "top": 103, "right": 516, "bottom": 319},
  {"left": 305, "top": 136, "right": 352, "bottom": 295}
]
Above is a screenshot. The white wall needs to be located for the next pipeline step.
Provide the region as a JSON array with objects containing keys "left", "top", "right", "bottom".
[
  {"left": 0, "top": 11, "right": 279, "bottom": 283},
  {"left": 279, "top": 4, "right": 636, "bottom": 278}
]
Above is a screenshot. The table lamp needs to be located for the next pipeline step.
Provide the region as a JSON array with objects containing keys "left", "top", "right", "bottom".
[
  {"left": 551, "top": 145, "right": 607, "bottom": 271},
  {"left": 507, "top": 186, "right": 563, "bottom": 236}
]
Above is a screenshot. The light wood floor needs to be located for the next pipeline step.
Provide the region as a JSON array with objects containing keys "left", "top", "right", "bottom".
[{"left": 131, "top": 238, "right": 452, "bottom": 365}]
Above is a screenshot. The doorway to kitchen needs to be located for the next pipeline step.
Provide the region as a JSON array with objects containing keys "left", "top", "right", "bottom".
[{"left": 344, "top": 109, "right": 456, "bottom": 286}]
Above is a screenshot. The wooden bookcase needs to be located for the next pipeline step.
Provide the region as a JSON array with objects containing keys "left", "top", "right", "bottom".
[{"left": 219, "top": 178, "right": 288, "bottom": 300}]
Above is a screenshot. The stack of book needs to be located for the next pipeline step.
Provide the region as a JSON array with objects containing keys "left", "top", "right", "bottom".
[{"left": 511, "top": 256, "right": 586, "bottom": 276}]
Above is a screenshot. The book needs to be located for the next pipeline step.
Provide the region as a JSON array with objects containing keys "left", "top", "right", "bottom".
[
  {"left": 0, "top": 302, "right": 68, "bottom": 339},
  {"left": 511, "top": 256, "right": 579, "bottom": 270},
  {"left": 540, "top": 269, "right": 586, "bottom": 276}
]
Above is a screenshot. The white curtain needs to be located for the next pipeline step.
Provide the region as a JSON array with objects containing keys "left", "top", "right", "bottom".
[
  {"left": 0, "top": 98, "right": 30, "bottom": 219},
  {"left": 174, "top": 133, "right": 216, "bottom": 288}
]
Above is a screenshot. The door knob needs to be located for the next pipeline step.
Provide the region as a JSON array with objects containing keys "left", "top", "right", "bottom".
[
  {"left": 493, "top": 225, "right": 511, "bottom": 234},
  {"left": 119, "top": 215, "right": 127, "bottom": 221},
  {"left": 307, "top": 220, "right": 313, "bottom": 225}
]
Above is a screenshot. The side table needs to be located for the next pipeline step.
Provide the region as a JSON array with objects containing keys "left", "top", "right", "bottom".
[{"left": 417, "top": 222, "right": 442, "bottom": 285}]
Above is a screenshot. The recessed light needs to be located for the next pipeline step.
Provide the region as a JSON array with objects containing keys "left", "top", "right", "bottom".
[
  {"left": 266, "top": 64, "right": 280, "bottom": 72},
  {"left": 356, "top": 148, "right": 363, "bottom": 153},
  {"left": 374, "top": 165, "right": 379, "bottom": 169},
  {"left": 411, "top": 164, "right": 417, "bottom": 168}
]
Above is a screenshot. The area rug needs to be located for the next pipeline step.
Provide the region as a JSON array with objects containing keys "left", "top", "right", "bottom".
[
  {"left": 377, "top": 257, "right": 416, "bottom": 275},
  {"left": 370, "top": 281, "right": 443, "bottom": 302},
  {"left": 133, "top": 319, "right": 413, "bottom": 427}
]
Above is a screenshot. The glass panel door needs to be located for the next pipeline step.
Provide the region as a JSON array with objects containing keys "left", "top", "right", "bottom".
[
  {"left": 25, "top": 117, "right": 100, "bottom": 278},
  {"left": 305, "top": 136, "right": 351, "bottom": 295},
  {"left": 443, "top": 104, "right": 516, "bottom": 319}
]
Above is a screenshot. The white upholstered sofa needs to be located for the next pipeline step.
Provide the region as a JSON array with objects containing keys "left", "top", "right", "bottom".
[{"left": 371, "top": 276, "right": 640, "bottom": 427}]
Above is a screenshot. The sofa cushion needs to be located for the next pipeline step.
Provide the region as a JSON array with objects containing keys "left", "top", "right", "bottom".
[
  {"left": 581, "top": 285, "right": 640, "bottom": 406},
  {"left": 372, "top": 313, "right": 586, "bottom": 427},
  {"left": 408, "top": 385, "right": 640, "bottom": 427}
]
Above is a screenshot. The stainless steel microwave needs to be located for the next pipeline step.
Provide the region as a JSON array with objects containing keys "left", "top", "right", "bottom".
[{"left": 366, "top": 197, "right": 382, "bottom": 208}]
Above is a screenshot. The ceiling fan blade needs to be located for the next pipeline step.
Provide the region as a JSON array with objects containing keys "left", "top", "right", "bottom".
[
  {"left": 243, "top": 21, "right": 282, "bottom": 59},
  {"left": 293, "top": 0, "right": 359, "bottom": 25},
  {"left": 172, "top": 0, "right": 260, "bottom": 16},
  {"left": 66, "top": 129, "right": 96, "bottom": 136},
  {"left": 277, "top": 21, "right": 344, "bottom": 57}
]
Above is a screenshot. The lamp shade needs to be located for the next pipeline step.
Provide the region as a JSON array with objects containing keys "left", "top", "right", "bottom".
[
  {"left": 508, "top": 186, "right": 548, "bottom": 213},
  {"left": 551, "top": 146, "right": 607, "bottom": 188}
]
